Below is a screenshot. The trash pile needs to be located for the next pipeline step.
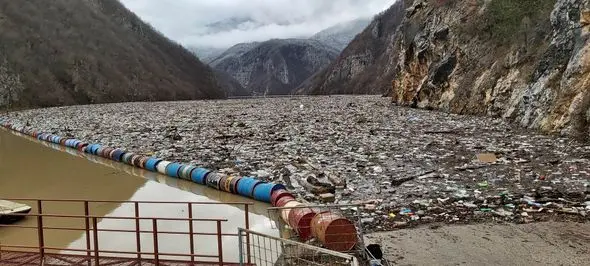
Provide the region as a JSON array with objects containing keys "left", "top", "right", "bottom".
[{"left": 2, "top": 95, "right": 588, "bottom": 231}]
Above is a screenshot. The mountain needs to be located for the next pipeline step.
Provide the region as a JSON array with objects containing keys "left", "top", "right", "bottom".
[
  {"left": 188, "top": 46, "right": 227, "bottom": 63},
  {"left": 311, "top": 18, "right": 372, "bottom": 51},
  {"left": 0, "top": 0, "right": 224, "bottom": 109},
  {"left": 210, "top": 39, "right": 339, "bottom": 95},
  {"left": 296, "top": 1, "right": 406, "bottom": 95},
  {"left": 389, "top": 0, "right": 590, "bottom": 140}
]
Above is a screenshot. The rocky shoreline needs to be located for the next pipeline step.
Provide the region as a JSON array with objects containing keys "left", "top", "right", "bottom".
[{"left": 4, "top": 95, "right": 589, "bottom": 232}]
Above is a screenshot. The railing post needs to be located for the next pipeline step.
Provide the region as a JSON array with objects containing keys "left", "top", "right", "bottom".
[
  {"left": 36, "top": 200, "right": 45, "bottom": 260},
  {"left": 152, "top": 219, "right": 159, "bottom": 265},
  {"left": 238, "top": 228, "right": 244, "bottom": 266},
  {"left": 217, "top": 220, "right": 223, "bottom": 265},
  {"left": 134, "top": 202, "right": 142, "bottom": 261},
  {"left": 245, "top": 204, "right": 251, "bottom": 265},
  {"left": 92, "top": 217, "right": 99, "bottom": 265},
  {"left": 84, "top": 201, "right": 91, "bottom": 263},
  {"left": 188, "top": 203, "right": 195, "bottom": 264}
]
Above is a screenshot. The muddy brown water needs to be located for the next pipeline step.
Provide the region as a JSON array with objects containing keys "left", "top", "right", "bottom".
[{"left": 0, "top": 129, "right": 277, "bottom": 262}]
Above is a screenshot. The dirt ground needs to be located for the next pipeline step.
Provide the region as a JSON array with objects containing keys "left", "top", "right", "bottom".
[{"left": 366, "top": 222, "right": 590, "bottom": 266}]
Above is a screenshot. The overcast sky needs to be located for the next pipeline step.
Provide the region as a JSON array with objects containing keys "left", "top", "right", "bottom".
[{"left": 120, "top": 0, "right": 397, "bottom": 48}]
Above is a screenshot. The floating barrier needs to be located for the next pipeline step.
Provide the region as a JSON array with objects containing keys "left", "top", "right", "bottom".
[{"left": 0, "top": 119, "right": 360, "bottom": 252}]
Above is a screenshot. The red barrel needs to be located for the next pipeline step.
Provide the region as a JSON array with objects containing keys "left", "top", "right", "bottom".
[
  {"left": 310, "top": 211, "right": 357, "bottom": 252},
  {"left": 271, "top": 189, "right": 294, "bottom": 207},
  {"left": 275, "top": 196, "right": 296, "bottom": 208},
  {"left": 288, "top": 205, "right": 317, "bottom": 241}
]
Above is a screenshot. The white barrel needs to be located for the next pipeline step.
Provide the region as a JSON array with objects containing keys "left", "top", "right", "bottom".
[{"left": 156, "top": 161, "right": 172, "bottom": 174}]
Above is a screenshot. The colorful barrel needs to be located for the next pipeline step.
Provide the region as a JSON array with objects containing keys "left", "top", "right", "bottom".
[
  {"left": 236, "top": 178, "right": 263, "bottom": 197},
  {"left": 191, "top": 168, "right": 210, "bottom": 185},
  {"left": 60, "top": 138, "right": 67, "bottom": 145},
  {"left": 131, "top": 155, "right": 143, "bottom": 167},
  {"left": 122, "top": 153, "right": 135, "bottom": 164},
  {"left": 165, "top": 163, "right": 183, "bottom": 178},
  {"left": 271, "top": 189, "right": 294, "bottom": 207},
  {"left": 288, "top": 205, "right": 317, "bottom": 241},
  {"left": 96, "top": 146, "right": 105, "bottom": 156},
  {"left": 108, "top": 149, "right": 117, "bottom": 159},
  {"left": 206, "top": 173, "right": 225, "bottom": 190},
  {"left": 102, "top": 147, "right": 114, "bottom": 158},
  {"left": 144, "top": 158, "right": 162, "bottom": 172},
  {"left": 218, "top": 175, "right": 229, "bottom": 192},
  {"left": 179, "top": 165, "right": 196, "bottom": 180},
  {"left": 253, "top": 183, "right": 287, "bottom": 203},
  {"left": 138, "top": 157, "right": 149, "bottom": 169},
  {"left": 310, "top": 212, "right": 358, "bottom": 252},
  {"left": 111, "top": 149, "right": 125, "bottom": 161},
  {"left": 281, "top": 201, "right": 301, "bottom": 223},
  {"left": 222, "top": 176, "right": 236, "bottom": 192},
  {"left": 156, "top": 161, "right": 171, "bottom": 175},
  {"left": 229, "top": 176, "right": 242, "bottom": 194}
]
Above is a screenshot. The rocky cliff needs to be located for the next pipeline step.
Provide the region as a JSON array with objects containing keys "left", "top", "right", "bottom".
[
  {"left": 390, "top": 0, "right": 590, "bottom": 140},
  {"left": 0, "top": 0, "right": 224, "bottom": 109},
  {"left": 210, "top": 39, "right": 338, "bottom": 95},
  {"left": 297, "top": 1, "right": 407, "bottom": 95}
]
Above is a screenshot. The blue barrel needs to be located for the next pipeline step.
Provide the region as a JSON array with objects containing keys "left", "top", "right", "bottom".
[
  {"left": 66, "top": 140, "right": 72, "bottom": 147},
  {"left": 96, "top": 147, "right": 105, "bottom": 156},
  {"left": 111, "top": 149, "right": 125, "bottom": 161},
  {"left": 144, "top": 158, "right": 162, "bottom": 172},
  {"left": 165, "top": 163, "right": 183, "bottom": 178},
  {"left": 179, "top": 165, "right": 196, "bottom": 180},
  {"left": 253, "top": 183, "right": 287, "bottom": 203},
  {"left": 191, "top": 168, "right": 210, "bottom": 185},
  {"left": 92, "top": 145, "right": 102, "bottom": 155},
  {"left": 237, "top": 177, "right": 263, "bottom": 198},
  {"left": 86, "top": 144, "right": 96, "bottom": 153}
]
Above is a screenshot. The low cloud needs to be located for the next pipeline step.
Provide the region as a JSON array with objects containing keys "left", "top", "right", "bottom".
[{"left": 120, "top": 0, "right": 397, "bottom": 48}]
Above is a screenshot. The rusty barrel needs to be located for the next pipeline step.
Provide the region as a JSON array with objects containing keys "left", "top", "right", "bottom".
[
  {"left": 310, "top": 211, "right": 357, "bottom": 252},
  {"left": 229, "top": 176, "right": 242, "bottom": 193},
  {"left": 221, "top": 176, "right": 237, "bottom": 193},
  {"left": 102, "top": 147, "right": 115, "bottom": 158},
  {"left": 288, "top": 205, "right": 317, "bottom": 241},
  {"left": 271, "top": 189, "right": 294, "bottom": 207},
  {"left": 280, "top": 201, "right": 301, "bottom": 225}
]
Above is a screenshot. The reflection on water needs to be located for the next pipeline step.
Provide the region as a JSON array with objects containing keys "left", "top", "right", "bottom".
[{"left": 0, "top": 129, "right": 278, "bottom": 262}]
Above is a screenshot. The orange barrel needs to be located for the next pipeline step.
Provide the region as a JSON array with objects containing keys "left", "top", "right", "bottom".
[
  {"left": 310, "top": 211, "right": 357, "bottom": 252},
  {"left": 280, "top": 201, "right": 301, "bottom": 225},
  {"left": 271, "top": 189, "right": 294, "bottom": 207},
  {"left": 288, "top": 205, "right": 317, "bottom": 241}
]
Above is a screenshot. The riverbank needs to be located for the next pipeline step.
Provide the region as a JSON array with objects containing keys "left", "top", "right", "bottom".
[
  {"left": 3, "top": 95, "right": 589, "bottom": 231},
  {"left": 367, "top": 221, "right": 590, "bottom": 265}
]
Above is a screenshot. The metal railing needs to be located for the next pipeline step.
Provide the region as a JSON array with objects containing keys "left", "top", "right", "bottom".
[
  {"left": 0, "top": 198, "right": 253, "bottom": 265},
  {"left": 238, "top": 228, "right": 359, "bottom": 266},
  {"left": 266, "top": 203, "right": 366, "bottom": 258}
]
